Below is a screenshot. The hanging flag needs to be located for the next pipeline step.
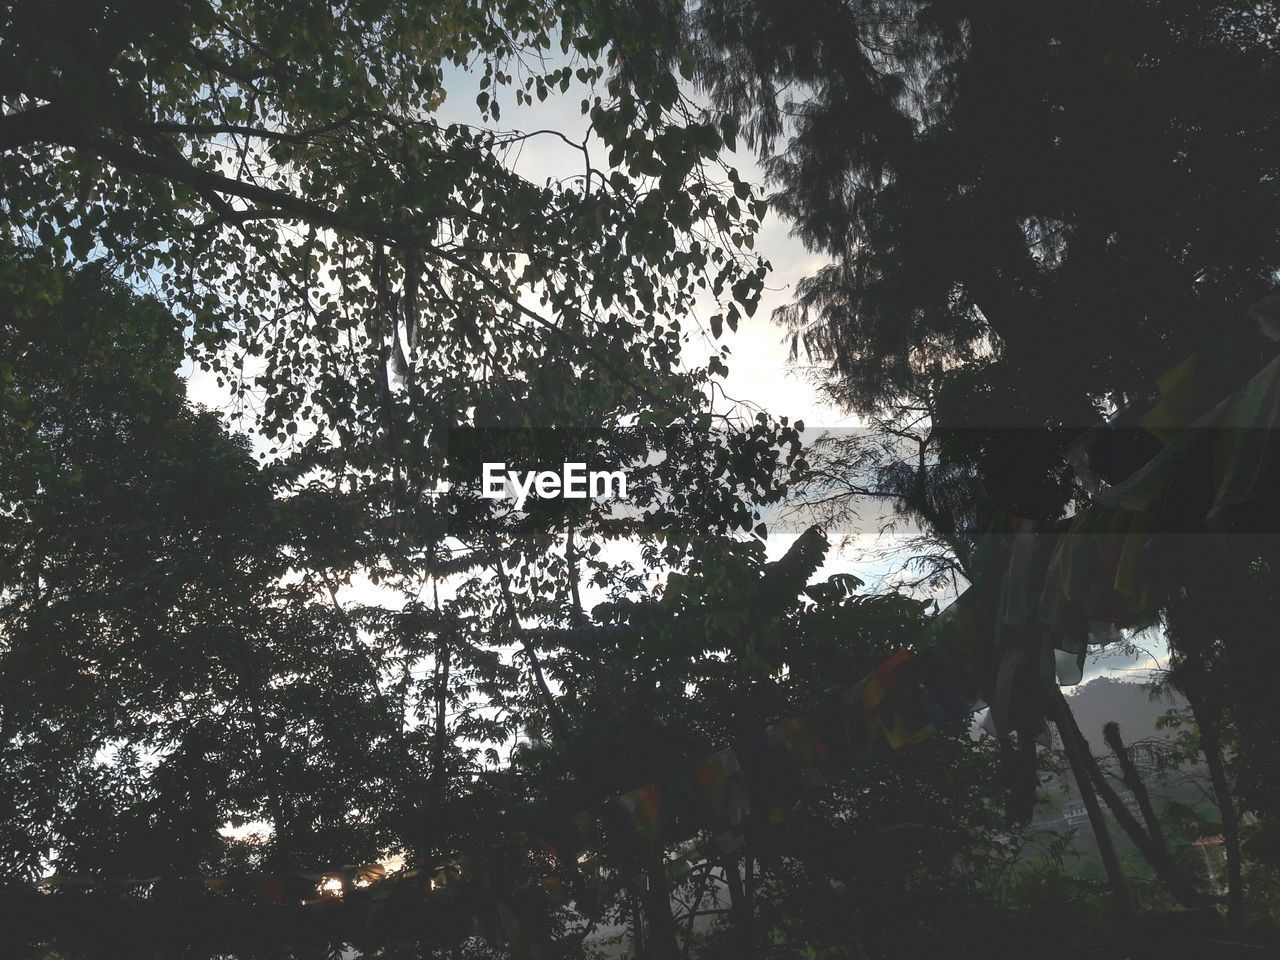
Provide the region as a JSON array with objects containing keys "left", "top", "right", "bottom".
[
  {"left": 734, "top": 730, "right": 801, "bottom": 824},
  {"left": 766, "top": 716, "right": 829, "bottom": 789},
  {"left": 1140, "top": 353, "right": 1200, "bottom": 446},
  {"left": 877, "top": 660, "right": 935, "bottom": 749},
  {"left": 1207, "top": 353, "right": 1280, "bottom": 533},
  {"left": 692, "top": 747, "right": 751, "bottom": 829},
  {"left": 619, "top": 783, "right": 663, "bottom": 842}
]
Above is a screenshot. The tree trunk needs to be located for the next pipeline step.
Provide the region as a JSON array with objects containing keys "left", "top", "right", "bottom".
[
  {"left": 681, "top": 866, "right": 713, "bottom": 958},
  {"left": 490, "top": 548, "right": 569, "bottom": 742},
  {"left": 1103, "top": 722, "right": 1178, "bottom": 865},
  {"left": 1051, "top": 691, "right": 1132, "bottom": 917},
  {"left": 431, "top": 577, "right": 451, "bottom": 803},
  {"left": 721, "top": 855, "right": 747, "bottom": 926},
  {"left": 639, "top": 850, "right": 682, "bottom": 960},
  {"left": 566, "top": 524, "right": 586, "bottom": 627},
  {"left": 1057, "top": 699, "right": 1208, "bottom": 908},
  {"left": 631, "top": 890, "right": 645, "bottom": 958},
  {"left": 1182, "top": 683, "right": 1244, "bottom": 927}
]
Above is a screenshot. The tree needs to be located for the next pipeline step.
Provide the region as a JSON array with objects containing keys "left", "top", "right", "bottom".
[
  {"left": 678, "top": 0, "right": 1280, "bottom": 922},
  {"left": 1, "top": 0, "right": 767, "bottom": 449},
  {"left": 1, "top": 246, "right": 406, "bottom": 883},
  {"left": 512, "top": 526, "right": 1008, "bottom": 960},
  {"left": 691, "top": 0, "right": 1276, "bottom": 477},
  {"left": 1, "top": 3, "right": 802, "bottom": 840},
  {"left": 1, "top": 0, "right": 791, "bottom": 863},
  {"left": 682, "top": 0, "right": 1280, "bottom": 522},
  {"left": 0, "top": 2, "right": 808, "bottom": 948},
  {"left": 2, "top": 253, "right": 1013, "bottom": 959}
]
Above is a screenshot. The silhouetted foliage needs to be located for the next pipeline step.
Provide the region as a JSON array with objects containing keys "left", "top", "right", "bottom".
[{"left": 4, "top": 1, "right": 1280, "bottom": 957}]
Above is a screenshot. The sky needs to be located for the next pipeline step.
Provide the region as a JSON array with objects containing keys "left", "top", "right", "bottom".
[{"left": 181, "top": 59, "right": 1163, "bottom": 686}]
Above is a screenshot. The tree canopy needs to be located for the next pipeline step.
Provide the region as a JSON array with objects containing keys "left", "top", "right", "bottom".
[
  {"left": 3, "top": 1, "right": 1280, "bottom": 958},
  {"left": 691, "top": 0, "right": 1279, "bottom": 514},
  {"left": 683, "top": 0, "right": 1280, "bottom": 931}
]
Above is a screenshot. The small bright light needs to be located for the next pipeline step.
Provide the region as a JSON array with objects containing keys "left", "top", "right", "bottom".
[{"left": 318, "top": 876, "right": 344, "bottom": 897}]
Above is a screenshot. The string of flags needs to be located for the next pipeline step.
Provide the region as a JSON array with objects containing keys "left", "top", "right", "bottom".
[{"left": 20, "top": 326, "right": 1280, "bottom": 955}]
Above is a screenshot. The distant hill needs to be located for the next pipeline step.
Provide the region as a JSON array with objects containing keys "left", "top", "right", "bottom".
[{"left": 1064, "top": 675, "right": 1187, "bottom": 756}]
